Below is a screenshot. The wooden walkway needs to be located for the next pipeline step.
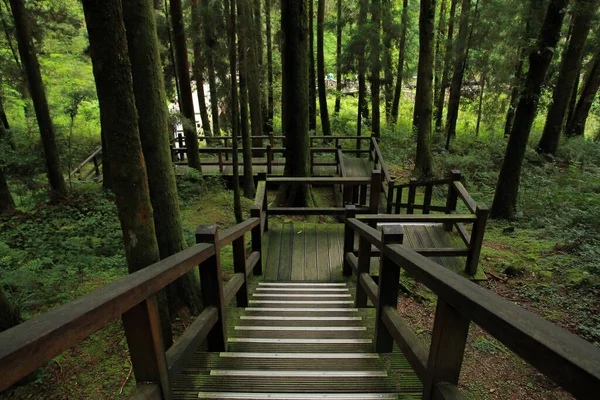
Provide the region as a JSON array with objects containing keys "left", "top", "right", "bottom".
[{"left": 262, "top": 222, "right": 487, "bottom": 282}]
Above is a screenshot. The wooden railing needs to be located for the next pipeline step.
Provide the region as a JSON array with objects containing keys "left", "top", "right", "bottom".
[
  {"left": 369, "top": 137, "right": 393, "bottom": 211},
  {"left": 385, "top": 170, "right": 488, "bottom": 275},
  {"left": 0, "top": 215, "right": 263, "bottom": 398},
  {"left": 343, "top": 217, "right": 600, "bottom": 399},
  {"left": 69, "top": 146, "right": 102, "bottom": 180}
]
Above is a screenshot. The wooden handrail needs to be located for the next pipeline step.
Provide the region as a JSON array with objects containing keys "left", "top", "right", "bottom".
[
  {"left": 383, "top": 242, "right": 600, "bottom": 398},
  {"left": 218, "top": 218, "right": 260, "bottom": 248},
  {"left": 267, "top": 177, "right": 371, "bottom": 185},
  {"left": 453, "top": 181, "right": 477, "bottom": 214},
  {"left": 0, "top": 242, "right": 215, "bottom": 391},
  {"left": 371, "top": 137, "right": 391, "bottom": 184},
  {"left": 355, "top": 213, "right": 477, "bottom": 223}
]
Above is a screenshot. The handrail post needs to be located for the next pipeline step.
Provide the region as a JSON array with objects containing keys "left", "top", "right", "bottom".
[
  {"left": 310, "top": 148, "right": 314, "bottom": 175},
  {"left": 266, "top": 144, "right": 272, "bottom": 174},
  {"left": 386, "top": 182, "right": 394, "bottom": 214},
  {"left": 375, "top": 226, "right": 404, "bottom": 353},
  {"left": 122, "top": 294, "right": 172, "bottom": 399},
  {"left": 258, "top": 172, "right": 269, "bottom": 232},
  {"left": 92, "top": 155, "right": 100, "bottom": 177},
  {"left": 343, "top": 205, "right": 357, "bottom": 276},
  {"left": 369, "top": 170, "right": 381, "bottom": 217},
  {"left": 423, "top": 299, "right": 470, "bottom": 399},
  {"left": 177, "top": 133, "right": 184, "bottom": 161},
  {"left": 423, "top": 183, "right": 433, "bottom": 214},
  {"left": 250, "top": 205, "right": 263, "bottom": 276},
  {"left": 232, "top": 232, "right": 249, "bottom": 307},
  {"left": 444, "top": 170, "right": 462, "bottom": 231},
  {"left": 218, "top": 150, "right": 223, "bottom": 173},
  {"left": 195, "top": 225, "right": 227, "bottom": 352},
  {"left": 407, "top": 178, "right": 417, "bottom": 214},
  {"left": 465, "top": 204, "right": 489, "bottom": 275},
  {"left": 224, "top": 138, "right": 229, "bottom": 161}
]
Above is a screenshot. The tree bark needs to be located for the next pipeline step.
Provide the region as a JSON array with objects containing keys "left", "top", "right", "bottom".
[
  {"left": 308, "top": 0, "right": 317, "bottom": 132},
  {"left": 0, "top": 286, "right": 21, "bottom": 332},
  {"left": 443, "top": 0, "right": 471, "bottom": 147},
  {"left": 382, "top": 0, "right": 394, "bottom": 123},
  {"left": 566, "top": 64, "right": 580, "bottom": 129},
  {"left": 491, "top": 0, "right": 569, "bottom": 219},
  {"left": 266, "top": 0, "right": 274, "bottom": 132},
  {"left": 370, "top": 0, "right": 381, "bottom": 139},
  {"left": 433, "top": 0, "right": 447, "bottom": 127},
  {"left": 191, "top": 0, "right": 212, "bottom": 138},
  {"left": 391, "top": 0, "right": 410, "bottom": 123},
  {"left": 224, "top": 0, "right": 243, "bottom": 222},
  {"left": 100, "top": 130, "right": 113, "bottom": 191},
  {"left": 537, "top": 0, "right": 597, "bottom": 154},
  {"left": 82, "top": 0, "right": 172, "bottom": 346},
  {"left": 279, "top": 0, "right": 312, "bottom": 206},
  {"left": 357, "top": 0, "right": 369, "bottom": 137},
  {"left": 201, "top": 0, "right": 220, "bottom": 138},
  {"left": 334, "top": 0, "right": 343, "bottom": 115},
  {"left": 9, "top": 0, "right": 66, "bottom": 200},
  {"left": 238, "top": 1, "right": 256, "bottom": 198},
  {"left": 123, "top": 0, "right": 202, "bottom": 316},
  {"left": 475, "top": 71, "right": 485, "bottom": 137},
  {"left": 566, "top": 49, "right": 600, "bottom": 137},
  {"left": 170, "top": 0, "right": 201, "bottom": 171},
  {"left": 414, "top": 0, "right": 435, "bottom": 177},
  {"left": 317, "top": 0, "right": 331, "bottom": 137},
  {"left": 0, "top": 107, "right": 15, "bottom": 216},
  {"left": 434, "top": 0, "right": 457, "bottom": 131},
  {"left": 245, "top": 0, "right": 264, "bottom": 150}
]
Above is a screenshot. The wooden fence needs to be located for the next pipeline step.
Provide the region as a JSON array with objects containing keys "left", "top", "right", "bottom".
[{"left": 343, "top": 217, "right": 600, "bottom": 399}]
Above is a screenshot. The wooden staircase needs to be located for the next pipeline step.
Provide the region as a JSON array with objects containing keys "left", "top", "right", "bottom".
[{"left": 172, "top": 282, "right": 422, "bottom": 399}]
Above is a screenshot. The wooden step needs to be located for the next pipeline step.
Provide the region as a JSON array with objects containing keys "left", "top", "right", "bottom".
[
  {"left": 229, "top": 327, "right": 368, "bottom": 339},
  {"left": 227, "top": 341, "right": 375, "bottom": 353},
  {"left": 194, "top": 393, "right": 407, "bottom": 399},
  {"left": 236, "top": 315, "right": 365, "bottom": 327}
]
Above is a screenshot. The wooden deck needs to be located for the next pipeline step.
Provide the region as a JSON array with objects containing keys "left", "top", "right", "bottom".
[{"left": 262, "top": 222, "right": 486, "bottom": 282}]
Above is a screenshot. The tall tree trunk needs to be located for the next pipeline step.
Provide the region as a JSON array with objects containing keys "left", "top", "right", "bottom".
[
  {"left": 434, "top": 0, "right": 457, "bottom": 130},
  {"left": 391, "top": 0, "right": 409, "bottom": 123},
  {"left": 566, "top": 49, "right": 600, "bottom": 137},
  {"left": 200, "top": 0, "right": 220, "bottom": 138},
  {"left": 370, "top": 0, "right": 381, "bottom": 138},
  {"left": 491, "top": 0, "right": 569, "bottom": 220},
  {"left": 238, "top": 1, "right": 256, "bottom": 199},
  {"left": 0, "top": 286, "right": 21, "bottom": 332},
  {"left": 566, "top": 64, "right": 580, "bottom": 129},
  {"left": 100, "top": 130, "right": 113, "bottom": 191},
  {"left": 308, "top": 0, "right": 317, "bottom": 132},
  {"left": 0, "top": 108, "right": 15, "bottom": 216},
  {"left": 245, "top": 0, "right": 264, "bottom": 150},
  {"left": 123, "top": 0, "right": 202, "bottom": 316},
  {"left": 279, "top": 0, "right": 312, "bottom": 206},
  {"left": 433, "top": 0, "right": 447, "bottom": 127},
  {"left": 224, "top": 0, "right": 243, "bottom": 222},
  {"left": 357, "top": 0, "right": 369, "bottom": 137},
  {"left": 253, "top": 0, "right": 269, "bottom": 138},
  {"left": 9, "top": 0, "right": 66, "bottom": 200},
  {"left": 475, "top": 72, "right": 485, "bottom": 137},
  {"left": 503, "top": 0, "right": 544, "bottom": 137},
  {"left": 265, "top": 0, "right": 274, "bottom": 132},
  {"left": 191, "top": 0, "right": 212, "bottom": 138},
  {"left": 334, "top": 0, "right": 343, "bottom": 115},
  {"left": 414, "top": 0, "right": 435, "bottom": 177},
  {"left": 443, "top": 0, "right": 471, "bottom": 148},
  {"left": 537, "top": 0, "right": 597, "bottom": 155},
  {"left": 82, "top": 0, "right": 172, "bottom": 346},
  {"left": 317, "top": 0, "right": 331, "bottom": 136},
  {"left": 382, "top": 0, "right": 394, "bottom": 123},
  {"left": 170, "top": 0, "right": 202, "bottom": 171}
]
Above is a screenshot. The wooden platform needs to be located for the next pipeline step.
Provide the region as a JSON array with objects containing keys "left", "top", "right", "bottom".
[{"left": 263, "top": 223, "right": 486, "bottom": 282}]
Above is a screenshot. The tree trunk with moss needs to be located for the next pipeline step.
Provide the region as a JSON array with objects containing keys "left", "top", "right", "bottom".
[
  {"left": 9, "top": 0, "right": 66, "bottom": 201},
  {"left": 244, "top": 0, "right": 264, "bottom": 151},
  {"left": 82, "top": 0, "right": 172, "bottom": 346},
  {"left": 537, "top": 0, "right": 597, "bottom": 154},
  {"left": 200, "top": 0, "right": 220, "bottom": 138},
  {"left": 382, "top": 0, "right": 394, "bottom": 123},
  {"left": 308, "top": 0, "right": 317, "bottom": 132},
  {"left": 279, "top": 0, "right": 313, "bottom": 206},
  {"left": 414, "top": 0, "right": 435, "bottom": 177},
  {"left": 370, "top": 0, "right": 381, "bottom": 139},
  {"left": 434, "top": 0, "right": 456, "bottom": 130},
  {"left": 566, "top": 48, "right": 600, "bottom": 137},
  {"left": 266, "top": 0, "right": 274, "bottom": 132},
  {"left": 491, "top": 0, "right": 569, "bottom": 219},
  {"left": 191, "top": 0, "right": 212, "bottom": 138},
  {"left": 357, "top": 0, "right": 369, "bottom": 136},
  {"left": 123, "top": 0, "right": 202, "bottom": 316},
  {"left": 238, "top": 1, "right": 256, "bottom": 198},
  {"left": 317, "top": 0, "right": 331, "bottom": 137},
  {"left": 334, "top": 0, "right": 343, "bottom": 115},
  {"left": 391, "top": 0, "right": 409, "bottom": 123},
  {"left": 170, "top": 0, "right": 201, "bottom": 171},
  {"left": 0, "top": 109, "right": 15, "bottom": 216}
]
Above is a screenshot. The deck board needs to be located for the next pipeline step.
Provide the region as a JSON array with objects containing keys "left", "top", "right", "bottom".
[
  {"left": 304, "top": 224, "right": 318, "bottom": 280},
  {"left": 291, "top": 223, "right": 306, "bottom": 280},
  {"left": 278, "top": 224, "right": 293, "bottom": 280},
  {"left": 316, "top": 225, "right": 331, "bottom": 281},
  {"left": 264, "top": 224, "right": 282, "bottom": 281}
]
